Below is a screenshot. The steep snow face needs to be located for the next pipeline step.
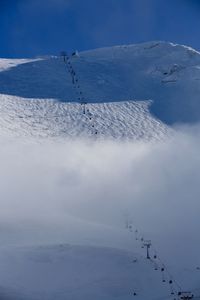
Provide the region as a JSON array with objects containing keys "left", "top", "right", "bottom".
[{"left": 1, "top": 41, "right": 200, "bottom": 125}]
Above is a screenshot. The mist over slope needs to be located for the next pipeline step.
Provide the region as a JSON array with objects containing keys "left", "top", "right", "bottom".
[
  {"left": 0, "top": 134, "right": 200, "bottom": 299},
  {"left": 0, "top": 42, "right": 200, "bottom": 299}
]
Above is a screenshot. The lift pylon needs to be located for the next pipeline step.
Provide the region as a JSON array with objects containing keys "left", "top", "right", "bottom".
[
  {"left": 143, "top": 240, "right": 151, "bottom": 259},
  {"left": 60, "top": 51, "right": 67, "bottom": 62}
]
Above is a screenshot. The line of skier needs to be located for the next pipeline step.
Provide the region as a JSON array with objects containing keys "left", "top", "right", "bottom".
[
  {"left": 125, "top": 218, "right": 195, "bottom": 300},
  {"left": 60, "top": 51, "right": 98, "bottom": 136}
]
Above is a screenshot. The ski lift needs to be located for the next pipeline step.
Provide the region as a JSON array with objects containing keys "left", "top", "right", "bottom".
[
  {"left": 161, "top": 267, "right": 166, "bottom": 282},
  {"left": 71, "top": 50, "right": 79, "bottom": 57},
  {"left": 141, "top": 237, "right": 144, "bottom": 248},
  {"left": 154, "top": 262, "right": 158, "bottom": 271},
  {"left": 135, "top": 229, "right": 138, "bottom": 240},
  {"left": 60, "top": 51, "right": 67, "bottom": 61},
  {"left": 169, "top": 280, "right": 175, "bottom": 295},
  {"left": 143, "top": 240, "right": 151, "bottom": 259},
  {"left": 178, "top": 292, "right": 194, "bottom": 299},
  {"left": 129, "top": 224, "right": 133, "bottom": 232}
]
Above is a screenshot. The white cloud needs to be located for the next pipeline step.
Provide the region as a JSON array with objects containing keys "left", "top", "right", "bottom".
[{"left": 0, "top": 126, "right": 200, "bottom": 271}]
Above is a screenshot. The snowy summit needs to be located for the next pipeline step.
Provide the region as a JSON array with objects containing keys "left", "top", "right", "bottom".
[{"left": 0, "top": 41, "right": 200, "bottom": 140}]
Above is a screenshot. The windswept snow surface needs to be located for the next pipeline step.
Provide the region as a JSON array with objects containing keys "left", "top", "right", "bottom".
[
  {"left": 1, "top": 41, "right": 200, "bottom": 129},
  {"left": 0, "top": 51, "right": 174, "bottom": 141},
  {"left": 1, "top": 41, "right": 200, "bottom": 139},
  {"left": 0, "top": 95, "right": 171, "bottom": 140}
]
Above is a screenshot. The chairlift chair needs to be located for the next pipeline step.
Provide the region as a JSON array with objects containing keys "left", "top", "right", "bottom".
[
  {"left": 161, "top": 267, "right": 166, "bottom": 282},
  {"left": 178, "top": 292, "right": 194, "bottom": 299}
]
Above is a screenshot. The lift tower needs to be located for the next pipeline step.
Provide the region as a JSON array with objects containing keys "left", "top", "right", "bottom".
[{"left": 143, "top": 240, "right": 151, "bottom": 259}]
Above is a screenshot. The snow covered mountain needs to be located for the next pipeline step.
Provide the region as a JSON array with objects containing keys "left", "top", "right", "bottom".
[
  {"left": 1, "top": 41, "right": 200, "bottom": 300},
  {"left": 1, "top": 41, "right": 200, "bottom": 140}
]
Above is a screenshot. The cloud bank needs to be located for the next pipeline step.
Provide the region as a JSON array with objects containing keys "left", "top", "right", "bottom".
[{"left": 0, "top": 126, "right": 200, "bottom": 272}]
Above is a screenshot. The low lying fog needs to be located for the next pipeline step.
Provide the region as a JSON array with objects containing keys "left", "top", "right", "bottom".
[{"left": 0, "top": 126, "right": 200, "bottom": 272}]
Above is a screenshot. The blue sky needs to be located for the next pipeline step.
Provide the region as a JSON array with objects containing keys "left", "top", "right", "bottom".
[{"left": 0, "top": 0, "right": 200, "bottom": 57}]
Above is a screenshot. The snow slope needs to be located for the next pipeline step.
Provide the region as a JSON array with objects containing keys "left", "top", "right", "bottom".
[
  {"left": 0, "top": 95, "right": 170, "bottom": 140},
  {"left": 1, "top": 41, "right": 200, "bottom": 128},
  {"left": 0, "top": 229, "right": 199, "bottom": 300},
  {"left": 0, "top": 214, "right": 196, "bottom": 300},
  {"left": 77, "top": 41, "right": 200, "bottom": 124},
  {"left": 0, "top": 244, "right": 173, "bottom": 300},
  {"left": 1, "top": 41, "right": 200, "bottom": 139},
  {"left": 1, "top": 42, "right": 200, "bottom": 299}
]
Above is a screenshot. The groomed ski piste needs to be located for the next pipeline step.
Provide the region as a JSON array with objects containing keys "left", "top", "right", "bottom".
[{"left": 0, "top": 41, "right": 200, "bottom": 299}]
